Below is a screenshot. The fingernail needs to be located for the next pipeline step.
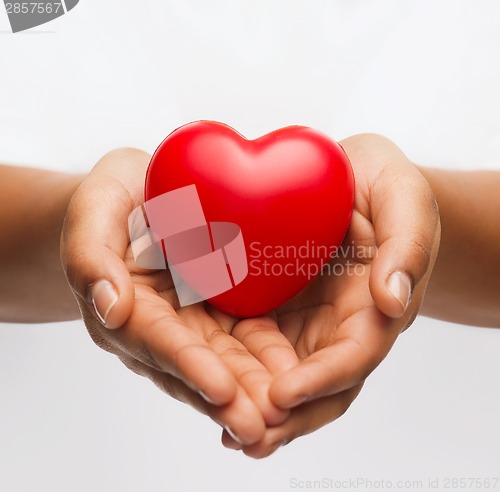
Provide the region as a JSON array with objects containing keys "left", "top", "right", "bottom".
[
  {"left": 223, "top": 438, "right": 242, "bottom": 451},
  {"left": 387, "top": 271, "right": 412, "bottom": 314},
  {"left": 199, "top": 390, "right": 218, "bottom": 405},
  {"left": 224, "top": 426, "right": 243, "bottom": 445},
  {"left": 89, "top": 280, "right": 119, "bottom": 328}
]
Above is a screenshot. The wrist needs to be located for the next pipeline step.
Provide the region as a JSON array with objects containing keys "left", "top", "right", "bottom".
[
  {"left": 0, "top": 167, "right": 85, "bottom": 322},
  {"left": 416, "top": 166, "right": 500, "bottom": 326},
  {"left": 39, "top": 172, "right": 85, "bottom": 262}
]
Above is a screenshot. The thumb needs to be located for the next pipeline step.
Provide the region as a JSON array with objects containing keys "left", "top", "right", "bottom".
[
  {"left": 61, "top": 148, "right": 150, "bottom": 329},
  {"left": 368, "top": 166, "right": 441, "bottom": 319}
]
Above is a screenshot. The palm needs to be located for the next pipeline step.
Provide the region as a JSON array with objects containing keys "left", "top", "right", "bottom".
[
  {"left": 125, "top": 244, "right": 238, "bottom": 336},
  {"left": 276, "top": 207, "right": 382, "bottom": 359},
  {"left": 106, "top": 244, "right": 290, "bottom": 438}
]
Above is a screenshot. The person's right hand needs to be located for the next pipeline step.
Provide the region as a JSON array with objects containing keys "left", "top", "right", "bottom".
[{"left": 60, "top": 148, "right": 290, "bottom": 445}]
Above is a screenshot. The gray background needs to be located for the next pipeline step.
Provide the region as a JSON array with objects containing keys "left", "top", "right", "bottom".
[{"left": 0, "top": 1, "right": 499, "bottom": 491}]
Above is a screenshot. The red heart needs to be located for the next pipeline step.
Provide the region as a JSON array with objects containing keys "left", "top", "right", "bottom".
[{"left": 144, "top": 121, "right": 354, "bottom": 317}]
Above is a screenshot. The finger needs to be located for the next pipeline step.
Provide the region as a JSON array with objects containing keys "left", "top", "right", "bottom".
[
  {"left": 61, "top": 148, "right": 150, "bottom": 329},
  {"left": 225, "top": 361, "right": 289, "bottom": 427},
  {"left": 211, "top": 386, "right": 267, "bottom": 445},
  {"left": 181, "top": 311, "right": 291, "bottom": 427},
  {"left": 110, "top": 285, "right": 238, "bottom": 406},
  {"left": 231, "top": 317, "right": 300, "bottom": 375},
  {"left": 368, "top": 163, "right": 440, "bottom": 318},
  {"left": 121, "top": 358, "right": 266, "bottom": 446},
  {"left": 221, "top": 429, "right": 242, "bottom": 450},
  {"left": 269, "top": 307, "right": 398, "bottom": 408},
  {"left": 238, "top": 385, "right": 363, "bottom": 459}
]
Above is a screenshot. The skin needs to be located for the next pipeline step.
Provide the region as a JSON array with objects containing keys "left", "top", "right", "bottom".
[
  {"left": 419, "top": 168, "right": 500, "bottom": 327},
  {"left": 61, "top": 149, "right": 287, "bottom": 444},
  {"left": 0, "top": 134, "right": 497, "bottom": 458},
  {"left": 222, "top": 134, "right": 442, "bottom": 457},
  {"left": 0, "top": 165, "right": 81, "bottom": 322}
]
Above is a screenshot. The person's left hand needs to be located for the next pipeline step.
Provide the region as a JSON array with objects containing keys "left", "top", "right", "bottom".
[{"left": 220, "top": 134, "right": 441, "bottom": 458}]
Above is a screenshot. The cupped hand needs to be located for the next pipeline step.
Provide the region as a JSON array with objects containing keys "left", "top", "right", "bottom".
[
  {"left": 60, "top": 134, "right": 440, "bottom": 457},
  {"left": 221, "top": 134, "right": 441, "bottom": 457},
  {"left": 61, "top": 148, "right": 291, "bottom": 445}
]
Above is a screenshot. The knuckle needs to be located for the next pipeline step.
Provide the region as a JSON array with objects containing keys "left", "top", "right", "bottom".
[
  {"left": 417, "top": 173, "right": 439, "bottom": 211},
  {"left": 61, "top": 249, "right": 94, "bottom": 299},
  {"left": 97, "top": 148, "right": 151, "bottom": 172},
  {"left": 232, "top": 317, "right": 276, "bottom": 341},
  {"left": 62, "top": 248, "right": 89, "bottom": 276},
  {"left": 407, "top": 234, "right": 432, "bottom": 274},
  {"left": 205, "top": 328, "right": 229, "bottom": 345},
  {"left": 218, "top": 344, "right": 250, "bottom": 360},
  {"left": 256, "top": 342, "right": 297, "bottom": 361}
]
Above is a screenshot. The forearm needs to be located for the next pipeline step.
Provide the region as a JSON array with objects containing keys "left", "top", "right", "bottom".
[
  {"left": 419, "top": 167, "right": 500, "bottom": 327},
  {"left": 0, "top": 165, "right": 83, "bottom": 322}
]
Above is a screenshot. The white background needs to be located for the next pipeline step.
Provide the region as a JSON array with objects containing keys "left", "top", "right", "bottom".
[{"left": 0, "top": 1, "right": 499, "bottom": 491}]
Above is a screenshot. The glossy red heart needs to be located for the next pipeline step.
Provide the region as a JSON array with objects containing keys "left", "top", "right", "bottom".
[{"left": 144, "top": 121, "right": 354, "bottom": 317}]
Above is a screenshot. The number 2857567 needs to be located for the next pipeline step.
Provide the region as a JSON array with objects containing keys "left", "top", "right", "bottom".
[{"left": 5, "top": 3, "right": 63, "bottom": 14}]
